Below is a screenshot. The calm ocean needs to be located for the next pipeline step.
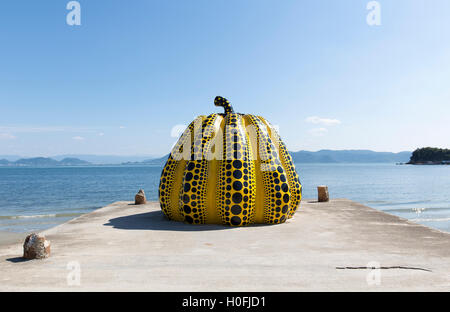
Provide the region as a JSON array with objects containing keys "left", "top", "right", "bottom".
[{"left": 0, "top": 163, "right": 449, "bottom": 233}]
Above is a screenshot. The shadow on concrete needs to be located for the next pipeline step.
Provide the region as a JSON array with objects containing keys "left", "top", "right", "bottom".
[
  {"left": 104, "top": 210, "right": 234, "bottom": 231},
  {"left": 6, "top": 257, "right": 32, "bottom": 263}
]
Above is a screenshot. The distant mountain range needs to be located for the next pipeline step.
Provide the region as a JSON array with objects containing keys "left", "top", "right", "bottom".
[
  {"left": 121, "top": 155, "right": 169, "bottom": 166},
  {"left": 51, "top": 154, "right": 161, "bottom": 164},
  {"left": 0, "top": 150, "right": 412, "bottom": 167},
  {"left": 122, "top": 150, "right": 412, "bottom": 165},
  {"left": 0, "top": 154, "right": 161, "bottom": 164},
  {"left": 289, "top": 150, "right": 411, "bottom": 163},
  {"left": 0, "top": 157, "right": 91, "bottom": 167}
]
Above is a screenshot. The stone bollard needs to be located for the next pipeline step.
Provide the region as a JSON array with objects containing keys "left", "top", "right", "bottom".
[
  {"left": 135, "top": 189, "right": 147, "bottom": 205},
  {"left": 23, "top": 233, "right": 50, "bottom": 259},
  {"left": 317, "top": 185, "right": 329, "bottom": 202}
]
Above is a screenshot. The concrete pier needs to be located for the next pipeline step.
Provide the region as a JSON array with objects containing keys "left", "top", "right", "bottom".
[{"left": 0, "top": 199, "right": 449, "bottom": 291}]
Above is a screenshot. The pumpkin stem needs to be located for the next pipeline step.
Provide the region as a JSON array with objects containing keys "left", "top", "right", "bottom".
[{"left": 214, "top": 96, "right": 234, "bottom": 114}]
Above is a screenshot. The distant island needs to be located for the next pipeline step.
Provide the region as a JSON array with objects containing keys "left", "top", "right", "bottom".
[
  {"left": 407, "top": 147, "right": 450, "bottom": 165},
  {"left": 0, "top": 150, "right": 420, "bottom": 167},
  {"left": 0, "top": 157, "right": 91, "bottom": 167}
]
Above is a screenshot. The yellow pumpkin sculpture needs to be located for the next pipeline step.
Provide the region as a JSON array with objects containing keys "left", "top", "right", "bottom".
[{"left": 159, "top": 96, "right": 302, "bottom": 226}]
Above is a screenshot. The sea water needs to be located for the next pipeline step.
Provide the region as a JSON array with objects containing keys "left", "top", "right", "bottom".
[{"left": 0, "top": 163, "right": 449, "bottom": 233}]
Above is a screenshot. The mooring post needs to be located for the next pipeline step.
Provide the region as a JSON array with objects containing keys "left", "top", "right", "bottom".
[{"left": 317, "top": 185, "right": 329, "bottom": 202}]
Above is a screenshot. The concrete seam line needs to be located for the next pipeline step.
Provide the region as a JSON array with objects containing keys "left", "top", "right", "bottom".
[{"left": 335, "top": 266, "right": 432, "bottom": 272}]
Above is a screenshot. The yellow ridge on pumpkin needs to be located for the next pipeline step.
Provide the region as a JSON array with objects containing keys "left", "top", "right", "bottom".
[
  {"left": 216, "top": 113, "right": 256, "bottom": 226},
  {"left": 159, "top": 117, "right": 201, "bottom": 220},
  {"left": 259, "top": 116, "right": 302, "bottom": 218},
  {"left": 246, "top": 115, "right": 291, "bottom": 224},
  {"left": 178, "top": 114, "right": 219, "bottom": 224}
]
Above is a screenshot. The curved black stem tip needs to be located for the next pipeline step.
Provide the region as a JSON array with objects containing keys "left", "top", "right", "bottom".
[{"left": 214, "top": 96, "right": 234, "bottom": 114}]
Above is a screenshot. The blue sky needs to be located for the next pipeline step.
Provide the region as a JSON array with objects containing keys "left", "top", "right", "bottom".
[{"left": 0, "top": 0, "right": 449, "bottom": 157}]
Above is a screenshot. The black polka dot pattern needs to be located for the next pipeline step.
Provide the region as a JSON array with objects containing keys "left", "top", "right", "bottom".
[
  {"left": 217, "top": 113, "right": 256, "bottom": 226},
  {"left": 179, "top": 114, "right": 220, "bottom": 224},
  {"left": 159, "top": 117, "right": 200, "bottom": 221},
  {"left": 214, "top": 96, "right": 234, "bottom": 114},
  {"left": 247, "top": 115, "right": 291, "bottom": 224},
  {"left": 158, "top": 96, "right": 302, "bottom": 226},
  {"left": 259, "top": 117, "right": 302, "bottom": 218}
]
